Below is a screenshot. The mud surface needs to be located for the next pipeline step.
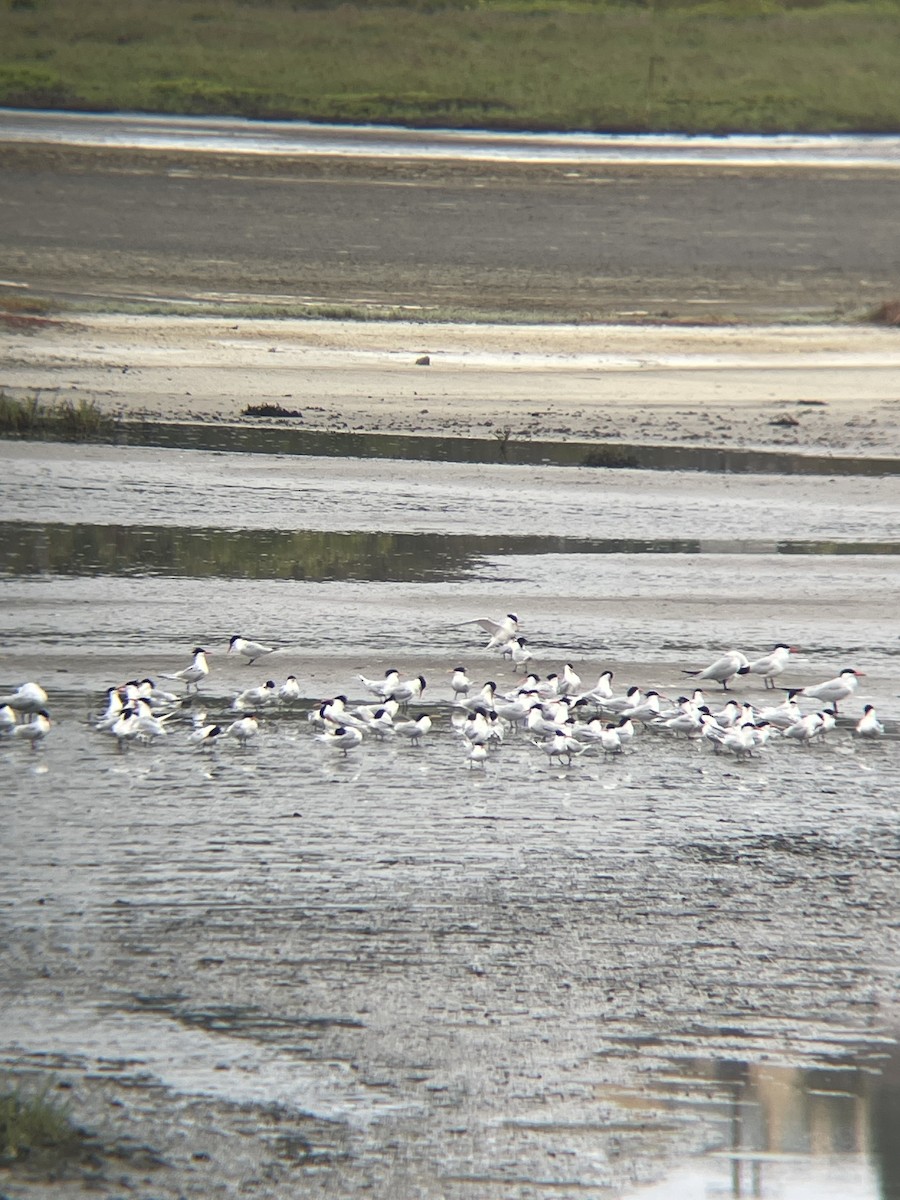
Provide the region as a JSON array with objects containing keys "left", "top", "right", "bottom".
[
  {"left": 2, "top": 137, "right": 900, "bottom": 1199},
  {"left": 2, "top": 442, "right": 900, "bottom": 1199},
  {"left": 1, "top": 143, "right": 900, "bottom": 321}
]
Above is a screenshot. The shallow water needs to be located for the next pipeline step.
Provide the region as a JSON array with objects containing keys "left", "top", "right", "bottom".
[
  {"left": 55, "top": 420, "right": 900, "bottom": 475},
  {"left": 2, "top": 439, "right": 899, "bottom": 1198}
]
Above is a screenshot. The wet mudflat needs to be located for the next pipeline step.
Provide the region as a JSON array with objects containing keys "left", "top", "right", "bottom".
[
  {"left": 3, "top": 142, "right": 900, "bottom": 321},
  {"left": 1, "top": 440, "right": 900, "bottom": 1199}
]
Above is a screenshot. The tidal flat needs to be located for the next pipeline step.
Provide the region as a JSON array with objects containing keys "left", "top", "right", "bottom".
[{"left": 1, "top": 438, "right": 899, "bottom": 1199}]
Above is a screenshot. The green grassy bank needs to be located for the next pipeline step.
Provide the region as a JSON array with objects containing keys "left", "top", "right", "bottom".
[{"left": 1, "top": 0, "right": 899, "bottom": 133}]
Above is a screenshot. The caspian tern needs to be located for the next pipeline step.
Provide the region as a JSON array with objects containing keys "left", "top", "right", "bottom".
[
  {"left": 598, "top": 723, "right": 625, "bottom": 755},
  {"left": 854, "top": 705, "right": 885, "bottom": 737},
  {"left": 232, "top": 680, "right": 278, "bottom": 711},
  {"left": 161, "top": 648, "right": 209, "bottom": 692},
  {"left": 792, "top": 668, "right": 864, "bottom": 713},
  {"left": 755, "top": 697, "right": 803, "bottom": 729},
  {"left": 457, "top": 681, "right": 498, "bottom": 713},
  {"left": 0, "top": 682, "right": 48, "bottom": 714},
  {"left": 10, "top": 710, "right": 51, "bottom": 750},
  {"left": 110, "top": 707, "right": 140, "bottom": 749},
  {"left": 450, "top": 667, "right": 472, "bottom": 698},
  {"left": 226, "top": 714, "right": 260, "bottom": 746},
  {"left": 189, "top": 722, "right": 224, "bottom": 748},
  {"left": 737, "top": 644, "right": 798, "bottom": 689},
  {"left": 279, "top": 676, "right": 302, "bottom": 704},
  {"left": 502, "top": 636, "right": 533, "bottom": 671},
  {"left": 579, "top": 671, "right": 615, "bottom": 704},
  {"left": 599, "top": 686, "right": 642, "bottom": 716},
  {"left": 465, "top": 743, "right": 488, "bottom": 770},
  {"left": 718, "top": 722, "right": 759, "bottom": 759},
  {"left": 358, "top": 669, "right": 401, "bottom": 699},
  {"left": 386, "top": 675, "right": 427, "bottom": 706},
  {"left": 621, "top": 691, "right": 666, "bottom": 725},
  {"left": 460, "top": 613, "right": 520, "bottom": 650},
  {"left": 781, "top": 712, "right": 825, "bottom": 745},
  {"left": 315, "top": 725, "right": 363, "bottom": 755},
  {"left": 684, "top": 650, "right": 749, "bottom": 691},
  {"left": 393, "top": 714, "right": 433, "bottom": 745},
  {"left": 559, "top": 663, "right": 582, "bottom": 696},
  {"left": 229, "top": 635, "right": 276, "bottom": 665}
]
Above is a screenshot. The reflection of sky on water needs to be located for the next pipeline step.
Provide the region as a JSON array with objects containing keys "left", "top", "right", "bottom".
[
  {"left": 1, "top": 1002, "right": 411, "bottom": 1128},
  {"left": 3, "top": 442, "right": 898, "bottom": 545},
  {"left": 624, "top": 1053, "right": 900, "bottom": 1199},
  {"left": 2, "top": 109, "right": 900, "bottom": 167}
]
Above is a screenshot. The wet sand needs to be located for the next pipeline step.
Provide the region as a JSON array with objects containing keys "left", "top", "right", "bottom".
[
  {"left": 2, "top": 143, "right": 900, "bottom": 323},
  {"left": 3, "top": 439, "right": 900, "bottom": 1200},
  {"left": 2, "top": 143, "right": 900, "bottom": 1200}
]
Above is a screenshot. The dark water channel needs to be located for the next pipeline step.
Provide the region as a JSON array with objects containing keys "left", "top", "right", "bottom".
[
  {"left": 2, "top": 439, "right": 899, "bottom": 1198},
  {"left": 68, "top": 419, "right": 900, "bottom": 476},
  {"left": 4, "top": 521, "right": 900, "bottom": 582}
]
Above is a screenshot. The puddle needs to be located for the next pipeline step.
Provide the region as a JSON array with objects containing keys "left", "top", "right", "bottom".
[{"left": 623, "top": 1054, "right": 900, "bottom": 1198}]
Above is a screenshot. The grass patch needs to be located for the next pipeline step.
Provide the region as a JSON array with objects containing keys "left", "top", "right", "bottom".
[
  {"left": 0, "top": 393, "right": 119, "bottom": 440},
  {"left": 60, "top": 294, "right": 585, "bottom": 323},
  {"left": 0, "top": 294, "right": 62, "bottom": 317},
  {"left": 0, "top": 1079, "right": 82, "bottom": 1168},
  {"left": 1, "top": 0, "right": 900, "bottom": 132}
]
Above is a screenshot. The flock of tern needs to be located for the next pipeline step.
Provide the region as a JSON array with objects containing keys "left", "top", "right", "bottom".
[{"left": 0, "top": 612, "right": 888, "bottom": 766}]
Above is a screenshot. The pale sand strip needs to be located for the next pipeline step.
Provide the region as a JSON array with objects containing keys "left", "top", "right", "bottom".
[{"left": 3, "top": 315, "right": 900, "bottom": 454}]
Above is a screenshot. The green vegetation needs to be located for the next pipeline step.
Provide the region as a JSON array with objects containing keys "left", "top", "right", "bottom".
[
  {"left": 0, "top": 392, "right": 119, "bottom": 439},
  {"left": 1, "top": 292, "right": 599, "bottom": 324},
  {"left": 0, "top": 1079, "right": 82, "bottom": 1168},
  {"left": 1, "top": 0, "right": 899, "bottom": 132}
]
